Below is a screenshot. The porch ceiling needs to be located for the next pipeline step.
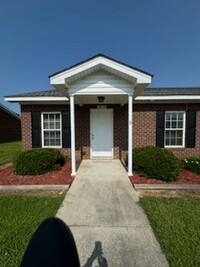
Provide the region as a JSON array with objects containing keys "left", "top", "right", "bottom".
[{"left": 74, "top": 94, "right": 129, "bottom": 105}]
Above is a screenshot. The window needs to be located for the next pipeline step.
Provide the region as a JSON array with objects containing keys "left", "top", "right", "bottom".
[
  {"left": 165, "top": 111, "right": 185, "bottom": 147},
  {"left": 42, "top": 112, "right": 62, "bottom": 147}
]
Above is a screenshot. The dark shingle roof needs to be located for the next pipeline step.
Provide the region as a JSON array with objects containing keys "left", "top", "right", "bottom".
[
  {"left": 141, "top": 87, "right": 200, "bottom": 96},
  {"left": 5, "top": 89, "right": 64, "bottom": 98},
  {"left": 5, "top": 87, "right": 200, "bottom": 99}
]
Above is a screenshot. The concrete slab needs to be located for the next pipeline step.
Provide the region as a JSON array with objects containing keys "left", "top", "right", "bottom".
[{"left": 57, "top": 160, "right": 169, "bottom": 267}]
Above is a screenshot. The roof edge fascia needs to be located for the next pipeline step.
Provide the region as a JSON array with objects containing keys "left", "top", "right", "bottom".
[
  {"left": 49, "top": 55, "right": 153, "bottom": 86},
  {"left": 136, "top": 95, "right": 200, "bottom": 101},
  {"left": 4, "top": 96, "right": 68, "bottom": 102}
]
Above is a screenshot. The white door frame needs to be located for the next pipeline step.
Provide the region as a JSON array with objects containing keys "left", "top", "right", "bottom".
[{"left": 90, "top": 109, "right": 113, "bottom": 159}]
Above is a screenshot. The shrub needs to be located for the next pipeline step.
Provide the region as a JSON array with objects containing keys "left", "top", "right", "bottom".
[
  {"left": 13, "top": 148, "right": 66, "bottom": 175},
  {"left": 182, "top": 156, "right": 200, "bottom": 174},
  {"left": 132, "top": 146, "right": 181, "bottom": 182}
]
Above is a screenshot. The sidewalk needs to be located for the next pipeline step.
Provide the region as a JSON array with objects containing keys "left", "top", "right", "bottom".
[{"left": 56, "top": 160, "right": 169, "bottom": 267}]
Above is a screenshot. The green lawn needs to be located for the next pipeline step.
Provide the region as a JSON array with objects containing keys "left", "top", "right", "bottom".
[
  {"left": 0, "top": 194, "right": 65, "bottom": 267},
  {"left": 0, "top": 141, "right": 22, "bottom": 165},
  {"left": 140, "top": 197, "right": 200, "bottom": 267}
]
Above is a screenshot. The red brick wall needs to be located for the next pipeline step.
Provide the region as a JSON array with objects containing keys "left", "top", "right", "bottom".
[
  {"left": 0, "top": 108, "right": 21, "bottom": 143},
  {"left": 21, "top": 103, "right": 200, "bottom": 161},
  {"left": 133, "top": 103, "right": 200, "bottom": 158},
  {"left": 21, "top": 105, "right": 71, "bottom": 158},
  {"left": 21, "top": 104, "right": 128, "bottom": 160}
]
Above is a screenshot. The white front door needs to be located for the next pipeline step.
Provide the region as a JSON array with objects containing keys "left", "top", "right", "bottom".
[{"left": 90, "top": 109, "right": 113, "bottom": 158}]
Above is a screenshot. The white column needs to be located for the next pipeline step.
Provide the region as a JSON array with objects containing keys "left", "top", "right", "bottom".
[
  {"left": 128, "top": 94, "right": 133, "bottom": 176},
  {"left": 70, "top": 95, "right": 76, "bottom": 176}
]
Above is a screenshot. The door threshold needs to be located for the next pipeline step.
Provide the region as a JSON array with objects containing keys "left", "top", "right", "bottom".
[{"left": 91, "top": 157, "right": 113, "bottom": 160}]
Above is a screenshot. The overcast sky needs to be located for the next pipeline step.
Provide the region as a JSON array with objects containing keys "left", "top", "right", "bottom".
[{"left": 1, "top": 0, "right": 200, "bottom": 113}]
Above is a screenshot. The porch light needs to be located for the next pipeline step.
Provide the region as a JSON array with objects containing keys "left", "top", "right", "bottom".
[{"left": 98, "top": 96, "right": 105, "bottom": 103}]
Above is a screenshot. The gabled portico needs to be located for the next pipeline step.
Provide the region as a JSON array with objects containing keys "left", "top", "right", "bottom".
[{"left": 49, "top": 54, "right": 152, "bottom": 176}]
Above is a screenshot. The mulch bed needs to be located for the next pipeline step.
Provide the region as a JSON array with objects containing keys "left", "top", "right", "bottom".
[
  {"left": 1, "top": 161, "right": 200, "bottom": 186},
  {"left": 0, "top": 161, "right": 73, "bottom": 185},
  {"left": 129, "top": 170, "right": 200, "bottom": 184}
]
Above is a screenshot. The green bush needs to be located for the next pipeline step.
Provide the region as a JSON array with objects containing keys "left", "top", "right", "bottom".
[
  {"left": 182, "top": 156, "right": 200, "bottom": 174},
  {"left": 132, "top": 146, "right": 181, "bottom": 182},
  {"left": 13, "top": 148, "right": 66, "bottom": 175}
]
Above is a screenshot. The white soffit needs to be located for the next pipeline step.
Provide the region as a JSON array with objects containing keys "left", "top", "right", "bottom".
[{"left": 50, "top": 56, "right": 152, "bottom": 86}]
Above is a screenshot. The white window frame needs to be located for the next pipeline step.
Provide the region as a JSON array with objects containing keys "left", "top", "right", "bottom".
[
  {"left": 41, "top": 112, "right": 62, "bottom": 148},
  {"left": 164, "top": 111, "right": 186, "bottom": 148}
]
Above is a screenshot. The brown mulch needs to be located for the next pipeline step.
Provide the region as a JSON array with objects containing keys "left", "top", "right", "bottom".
[
  {"left": 129, "top": 169, "right": 200, "bottom": 185},
  {"left": 0, "top": 161, "right": 73, "bottom": 185},
  {"left": 0, "top": 161, "right": 200, "bottom": 186}
]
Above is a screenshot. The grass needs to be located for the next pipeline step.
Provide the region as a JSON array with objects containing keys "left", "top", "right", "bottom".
[
  {"left": 0, "top": 141, "right": 22, "bottom": 165},
  {"left": 0, "top": 194, "right": 65, "bottom": 267},
  {"left": 140, "top": 197, "right": 200, "bottom": 267}
]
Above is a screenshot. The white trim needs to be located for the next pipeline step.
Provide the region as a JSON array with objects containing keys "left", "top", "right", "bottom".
[
  {"left": 4, "top": 97, "right": 68, "bottom": 102},
  {"left": 41, "top": 112, "right": 62, "bottom": 148},
  {"left": 164, "top": 111, "right": 186, "bottom": 148},
  {"left": 135, "top": 95, "right": 200, "bottom": 101},
  {"left": 50, "top": 56, "right": 152, "bottom": 85},
  {"left": 128, "top": 95, "right": 133, "bottom": 176},
  {"left": 70, "top": 96, "right": 76, "bottom": 176}
]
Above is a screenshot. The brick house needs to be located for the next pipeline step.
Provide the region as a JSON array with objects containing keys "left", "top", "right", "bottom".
[
  {"left": 5, "top": 54, "right": 200, "bottom": 176},
  {"left": 0, "top": 103, "right": 21, "bottom": 143}
]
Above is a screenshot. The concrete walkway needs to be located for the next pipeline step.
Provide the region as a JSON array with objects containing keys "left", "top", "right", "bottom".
[{"left": 56, "top": 160, "right": 169, "bottom": 267}]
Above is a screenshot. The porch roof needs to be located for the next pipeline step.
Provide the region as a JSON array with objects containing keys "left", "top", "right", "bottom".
[{"left": 49, "top": 54, "right": 153, "bottom": 97}]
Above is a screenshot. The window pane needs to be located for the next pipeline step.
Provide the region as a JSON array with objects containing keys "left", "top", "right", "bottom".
[
  {"left": 171, "top": 131, "right": 175, "bottom": 138},
  {"left": 165, "top": 138, "right": 170, "bottom": 146},
  {"left": 56, "top": 114, "right": 60, "bottom": 120},
  {"left": 55, "top": 139, "right": 61, "bottom": 146},
  {"left": 178, "top": 113, "right": 183, "bottom": 120},
  {"left": 178, "top": 121, "right": 183, "bottom": 128},
  {"left": 49, "top": 114, "right": 54, "bottom": 121},
  {"left": 56, "top": 122, "right": 60, "bottom": 129},
  {"left": 165, "top": 113, "right": 170, "bottom": 120},
  {"left": 172, "top": 113, "right": 177, "bottom": 120},
  {"left": 43, "top": 122, "right": 48, "bottom": 129},
  {"left": 166, "top": 121, "right": 170, "bottom": 128},
  {"left": 56, "top": 131, "right": 60, "bottom": 138},
  {"left": 172, "top": 121, "right": 176, "bottom": 128},
  {"left": 171, "top": 138, "right": 176, "bottom": 146},
  {"left": 177, "top": 138, "right": 182, "bottom": 146},
  {"left": 50, "top": 132, "right": 55, "bottom": 138},
  {"left": 165, "top": 131, "right": 170, "bottom": 138},
  {"left": 43, "top": 114, "right": 48, "bottom": 120},
  {"left": 49, "top": 122, "right": 54, "bottom": 129},
  {"left": 177, "top": 130, "right": 182, "bottom": 138}
]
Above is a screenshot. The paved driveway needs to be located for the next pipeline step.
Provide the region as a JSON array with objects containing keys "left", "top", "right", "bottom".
[{"left": 57, "top": 160, "right": 169, "bottom": 267}]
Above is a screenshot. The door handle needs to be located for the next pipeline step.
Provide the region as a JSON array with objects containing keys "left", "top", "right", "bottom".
[{"left": 92, "top": 134, "right": 94, "bottom": 140}]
